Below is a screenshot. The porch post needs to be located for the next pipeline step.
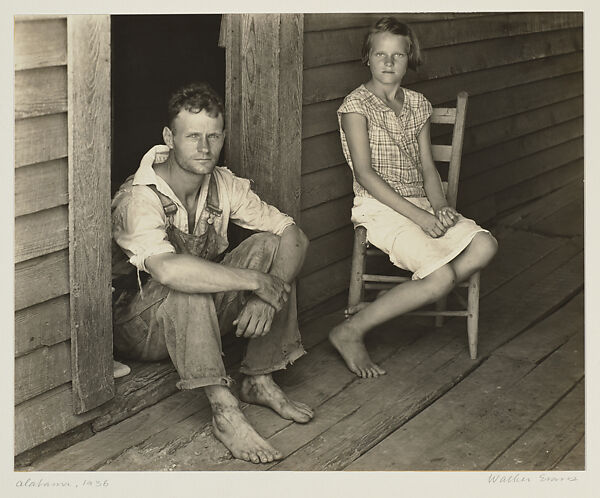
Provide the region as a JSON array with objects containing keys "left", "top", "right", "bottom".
[
  {"left": 221, "top": 13, "right": 303, "bottom": 221},
  {"left": 68, "top": 15, "right": 114, "bottom": 413}
]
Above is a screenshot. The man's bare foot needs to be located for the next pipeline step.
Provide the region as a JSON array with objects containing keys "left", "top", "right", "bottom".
[
  {"left": 329, "top": 321, "right": 386, "bottom": 378},
  {"left": 240, "top": 375, "right": 314, "bottom": 423},
  {"left": 206, "top": 386, "right": 282, "bottom": 464}
]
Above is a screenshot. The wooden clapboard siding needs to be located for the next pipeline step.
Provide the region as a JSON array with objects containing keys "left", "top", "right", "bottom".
[
  {"left": 303, "top": 52, "right": 582, "bottom": 140},
  {"left": 301, "top": 164, "right": 353, "bottom": 209},
  {"left": 298, "top": 257, "right": 352, "bottom": 313},
  {"left": 14, "top": 17, "right": 67, "bottom": 70},
  {"left": 298, "top": 12, "right": 583, "bottom": 315},
  {"left": 15, "top": 159, "right": 69, "bottom": 217},
  {"left": 302, "top": 27, "right": 582, "bottom": 105},
  {"left": 15, "top": 113, "right": 68, "bottom": 168},
  {"left": 304, "top": 12, "right": 582, "bottom": 69},
  {"left": 14, "top": 14, "right": 113, "bottom": 456},
  {"left": 15, "top": 342, "right": 72, "bottom": 405},
  {"left": 15, "top": 65, "right": 68, "bottom": 119},
  {"left": 14, "top": 250, "right": 70, "bottom": 312},
  {"left": 300, "top": 224, "right": 355, "bottom": 277},
  {"left": 15, "top": 206, "right": 69, "bottom": 263},
  {"left": 299, "top": 194, "right": 353, "bottom": 241},
  {"left": 303, "top": 13, "right": 488, "bottom": 32},
  {"left": 15, "top": 384, "right": 103, "bottom": 456},
  {"left": 15, "top": 296, "right": 71, "bottom": 358}
]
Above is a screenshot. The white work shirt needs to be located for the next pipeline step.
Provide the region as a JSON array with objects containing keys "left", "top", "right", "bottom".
[{"left": 112, "top": 145, "right": 295, "bottom": 273}]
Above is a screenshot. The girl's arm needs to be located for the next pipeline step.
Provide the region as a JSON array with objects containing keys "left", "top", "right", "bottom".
[
  {"left": 417, "top": 119, "right": 459, "bottom": 228},
  {"left": 342, "top": 112, "right": 446, "bottom": 238}
]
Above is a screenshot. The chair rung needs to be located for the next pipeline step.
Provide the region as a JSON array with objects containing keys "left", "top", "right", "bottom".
[
  {"left": 346, "top": 301, "right": 471, "bottom": 318},
  {"left": 406, "top": 310, "right": 470, "bottom": 317},
  {"left": 362, "top": 274, "right": 409, "bottom": 283}
]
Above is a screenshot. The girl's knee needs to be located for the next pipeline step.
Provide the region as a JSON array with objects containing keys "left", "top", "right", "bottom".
[
  {"left": 474, "top": 232, "right": 498, "bottom": 261},
  {"left": 426, "top": 264, "right": 456, "bottom": 296}
]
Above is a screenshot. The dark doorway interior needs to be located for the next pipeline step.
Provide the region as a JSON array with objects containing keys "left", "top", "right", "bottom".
[{"left": 111, "top": 14, "right": 225, "bottom": 193}]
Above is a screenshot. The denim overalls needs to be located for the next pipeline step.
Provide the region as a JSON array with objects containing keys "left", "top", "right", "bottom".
[{"left": 112, "top": 173, "right": 305, "bottom": 389}]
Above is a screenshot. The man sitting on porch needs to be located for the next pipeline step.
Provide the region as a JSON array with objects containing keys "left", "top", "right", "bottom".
[{"left": 111, "top": 82, "right": 313, "bottom": 464}]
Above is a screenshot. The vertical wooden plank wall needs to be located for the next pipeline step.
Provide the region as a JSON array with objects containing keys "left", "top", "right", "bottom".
[
  {"left": 68, "top": 15, "right": 113, "bottom": 414},
  {"left": 298, "top": 12, "right": 583, "bottom": 315},
  {"left": 14, "top": 15, "right": 110, "bottom": 456},
  {"left": 222, "top": 14, "right": 303, "bottom": 221}
]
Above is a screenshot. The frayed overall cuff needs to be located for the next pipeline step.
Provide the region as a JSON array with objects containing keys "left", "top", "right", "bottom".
[
  {"left": 176, "top": 375, "right": 234, "bottom": 390},
  {"left": 239, "top": 345, "right": 307, "bottom": 376}
]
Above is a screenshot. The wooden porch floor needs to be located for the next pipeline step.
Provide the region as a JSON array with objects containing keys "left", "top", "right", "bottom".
[{"left": 26, "top": 179, "right": 584, "bottom": 472}]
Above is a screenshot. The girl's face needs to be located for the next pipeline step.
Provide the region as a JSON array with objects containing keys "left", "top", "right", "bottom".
[{"left": 368, "top": 32, "right": 411, "bottom": 85}]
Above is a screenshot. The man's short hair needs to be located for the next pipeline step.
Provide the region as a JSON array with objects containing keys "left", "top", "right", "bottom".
[
  {"left": 167, "top": 82, "right": 225, "bottom": 131},
  {"left": 361, "top": 17, "right": 422, "bottom": 71}
]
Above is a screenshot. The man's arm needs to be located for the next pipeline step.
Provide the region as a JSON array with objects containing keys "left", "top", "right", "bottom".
[{"left": 145, "top": 252, "right": 290, "bottom": 311}]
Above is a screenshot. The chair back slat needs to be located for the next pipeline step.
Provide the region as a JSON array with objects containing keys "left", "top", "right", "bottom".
[
  {"left": 431, "top": 144, "right": 452, "bottom": 162},
  {"left": 430, "top": 107, "right": 457, "bottom": 124},
  {"left": 445, "top": 91, "right": 469, "bottom": 208}
]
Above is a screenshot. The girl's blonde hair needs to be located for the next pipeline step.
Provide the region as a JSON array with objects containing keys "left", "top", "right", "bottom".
[{"left": 361, "top": 17, "right": 423, "bottom": 70}]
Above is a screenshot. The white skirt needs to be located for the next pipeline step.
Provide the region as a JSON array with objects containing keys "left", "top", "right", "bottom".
[{"left": 351, "top": 196, "right": 488, "bottom": 280}]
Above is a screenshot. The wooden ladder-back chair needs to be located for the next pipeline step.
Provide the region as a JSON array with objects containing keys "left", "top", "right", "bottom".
[{"left": 346, "top": 92, "right": 481, "bottom": 360}]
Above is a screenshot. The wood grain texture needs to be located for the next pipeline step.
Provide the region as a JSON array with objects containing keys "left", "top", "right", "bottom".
[
  {"left": 302, "top": 52, "right": 582, "bottom": 140},
  {"left": 301, "top": 164, "right": 353, "bottom": 209},
  {"left": 462, "top": 137, "right": 583, "bottom": 206},
  {"left": 14, "top": 250, "right": 70, "bottom": 311},
  {"left": 238, "top": 14, "right": 303, "bottom": 220},
  {"left": 15, "top": 341, "right": 72, "bottom": 405},
  {"left": 15, "top": 159, "right": 69, "bottom": 217},
  {"left": 303, "top": 28, "right": 582, "bottom": 105},
  {"left": 298, "top": 256, "right": 352, "bottom": 313},
  {"left": 303, "top": 13, "right": 488, "bottom": 32},
  {"left": 300, "top": 224, "right": 355, "bottom": 277},
  {"left": 68, "top": 15, "right": 114, "bottom": 414},
  {"left": 304, "top": 13, "right": 582, "bottom": 69},
  {"left": 14, "top": 18, "right": 67, "bottom": 70},
  {"left": 299, "top": 194, "right": 353, "bottom": 240},
  {"left": 222, "top": 14, "right": 242, "bottom": 176},
  {"left": 15, "top": 206, "right": 69, "bottom": 263},
  {"left": 302, "top": 131, "right": 345, "bottom": 174},
  {"left": 15, "top": 66, "right": 68, "bottom": 119},
  {"left": 15, "top": 295, "right": 70, "bottom": 357},
  {"left": 462, "top": 113, "right": 583, "bottom": 180},
  {"left": 14, "top": 384, "right": 103, "bottom": 455},
  {"left": 15, "top": 113, "right": 68, "bottom": 168}
]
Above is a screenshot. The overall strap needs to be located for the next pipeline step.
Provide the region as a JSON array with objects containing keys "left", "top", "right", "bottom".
[
  {"left": 146, "top": 184, "right": 178, "bottom": 219},
  {"left": 206, "top": 173, "right": 222, "bottom": 218}
]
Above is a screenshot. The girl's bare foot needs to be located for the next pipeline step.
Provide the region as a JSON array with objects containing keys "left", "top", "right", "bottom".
[
  {"left": 207, "top": 386, "right": 282, "bottom": 464},
  {"left": 329, "top": 321, "right": 386, "bottom": 378},
  {"left": 240, "top": 375, "right": 314, "bottom": 423}
]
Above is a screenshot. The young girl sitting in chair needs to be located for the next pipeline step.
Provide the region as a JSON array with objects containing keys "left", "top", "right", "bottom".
[{"left": 330, "top": 17, "right": 498, "bottom": 379}]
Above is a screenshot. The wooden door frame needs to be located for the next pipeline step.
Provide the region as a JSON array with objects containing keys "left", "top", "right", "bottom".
[
  {"left": 220, "top": 14, "right": 303, "bottom": 221},
  {"left": 68, "top": 15, "right": 114, "bottom": 414}
]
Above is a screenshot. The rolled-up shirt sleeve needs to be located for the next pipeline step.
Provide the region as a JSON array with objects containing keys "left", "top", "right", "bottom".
[
  {"left": 112, "top": 189, "right": 176, "bottom": 273},
  {"left": 228, "top": 173, "right": 295, "bottom": 235}
]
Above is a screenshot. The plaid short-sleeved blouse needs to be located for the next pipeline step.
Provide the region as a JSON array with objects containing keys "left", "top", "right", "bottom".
[{"left": 338, "top": 84, "right": 432, "bottom": 198}]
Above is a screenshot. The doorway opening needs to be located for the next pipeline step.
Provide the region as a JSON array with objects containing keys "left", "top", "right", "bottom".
[{"left": 111, "top": 14, "right": 225, "bottom": 193}]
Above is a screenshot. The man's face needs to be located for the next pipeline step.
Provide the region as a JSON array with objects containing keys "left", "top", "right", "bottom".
[{"left": 165, "top": 108, "right": 225, "bottom": 176}]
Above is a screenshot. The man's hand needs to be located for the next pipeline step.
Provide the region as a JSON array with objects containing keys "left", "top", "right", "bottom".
[
  {"left": 253, "top": 272, "right": 291, "bottom": 311},
  {"left": 233, "top": 296, "right": 276, "bottom": 338}
]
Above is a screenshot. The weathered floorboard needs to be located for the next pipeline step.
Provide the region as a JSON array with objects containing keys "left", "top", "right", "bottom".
[
  {"left": 488, "top": 379, "right": 585, "bottom": 470},
  {"left": 349, "top": 293, "right": 584, "bottom": 470}
]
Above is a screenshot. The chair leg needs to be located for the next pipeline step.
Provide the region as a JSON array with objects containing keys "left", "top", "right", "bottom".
[
  {"left": 467, "top": 271, "right": 480, "bottom": 360},
  {"left": 435, "top": 297, "right": 446, "bottom": 327},
  {"left": 347, "top": 226, "right": 368, "bottom": 315}
]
